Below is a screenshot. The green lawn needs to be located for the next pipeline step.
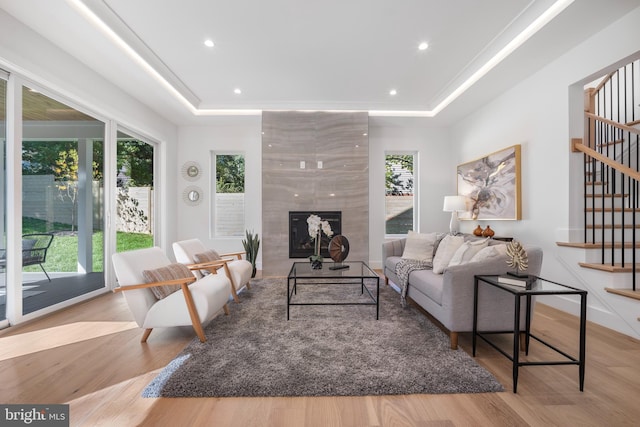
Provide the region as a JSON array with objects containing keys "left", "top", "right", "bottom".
[{"left": 22, "top": 218, "right": 153, "bottom": 273}]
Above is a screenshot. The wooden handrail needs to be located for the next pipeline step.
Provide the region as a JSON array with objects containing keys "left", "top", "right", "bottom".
[
  {"left": 593, "top": 71, "right": 617, "bottom": 93},
  {"left": 585, "top": 112, "right": 640, "bottom": 136},
  {"left": 573, "top": 140, "right": 640, "bottom": 183}
]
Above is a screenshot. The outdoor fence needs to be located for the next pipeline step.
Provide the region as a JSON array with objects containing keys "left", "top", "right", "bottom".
[{"left": 23, "top": 175, "right": 153, "bottom": 234}]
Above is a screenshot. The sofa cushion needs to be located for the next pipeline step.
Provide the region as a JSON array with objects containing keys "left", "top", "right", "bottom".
[
  {"left": 405, "top": 268, "right": 445, "bottom": 305},
  {"left": 448, "top": 238, "right": 490, "bottom": 267},
  {"left": 143, "top": 263, "right": 193, "bottom": 300},
  {"left": 402, "top": 231, "right": 438, "bottom": 263},
  {"left": 470, "top": 243, "right": 508, "bottom": 263},
  {"left": 432, "top": 234, "right": 464, "bottom": 274}
]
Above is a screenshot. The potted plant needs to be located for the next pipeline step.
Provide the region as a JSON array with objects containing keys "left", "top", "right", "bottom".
[{"left": 242, "top": 230, "right": 260, "bottom": 277}]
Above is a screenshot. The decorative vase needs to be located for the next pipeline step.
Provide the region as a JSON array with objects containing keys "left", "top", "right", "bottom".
[
  {"left": 482, "top": 225, "right": 495, "bottom": 238},
  {"left": 310, "top": 230, "right": 323, "bottom": 269},
  {"left": 473, "top": 225, "right": 483, "bottom": 236}
]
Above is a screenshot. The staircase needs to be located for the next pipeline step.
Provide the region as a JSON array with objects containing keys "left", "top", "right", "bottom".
[{"left": 562, "top": 59, "right": 640, "bottom": 303}]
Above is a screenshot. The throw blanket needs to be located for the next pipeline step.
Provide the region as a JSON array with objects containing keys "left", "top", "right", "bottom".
[{"left": 396, "top": 258, "right": 432, "bottom": 308}]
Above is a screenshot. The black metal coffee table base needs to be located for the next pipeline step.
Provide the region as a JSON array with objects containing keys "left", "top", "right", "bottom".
[{"left": 287, "top": 261, "right": 380, "bottom": 320}]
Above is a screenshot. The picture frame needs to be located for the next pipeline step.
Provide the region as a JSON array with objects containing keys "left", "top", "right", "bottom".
[{"left": 457, "top": 144, "right": 521, "bottom": 220}]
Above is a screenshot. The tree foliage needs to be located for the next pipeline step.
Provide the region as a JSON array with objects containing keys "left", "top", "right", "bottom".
[
  {"left": 117, "top": 140, "right": 154, "bottom": 187},
  {"left": 385, "top": 154, "right": 414, "bottom": 195},
  {"left": 216, "top": 154, "right": 245, "bottom": 193}
]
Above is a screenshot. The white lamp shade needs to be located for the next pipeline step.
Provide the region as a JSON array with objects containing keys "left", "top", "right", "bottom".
[{"left": 443, "top": 195, "right": 467, "bottom": 212}]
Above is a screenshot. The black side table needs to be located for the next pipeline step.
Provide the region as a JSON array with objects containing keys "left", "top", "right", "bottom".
[{"left": 473, "top": 275, "right": 587, "bottom": 393}]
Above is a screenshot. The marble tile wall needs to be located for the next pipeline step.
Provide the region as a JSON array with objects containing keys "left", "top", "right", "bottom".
[{"left": 262, "top": 111, "right": 369, "bottom": 276}]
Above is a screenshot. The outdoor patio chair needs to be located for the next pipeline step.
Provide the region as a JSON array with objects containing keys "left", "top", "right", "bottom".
[
  {"left": 172, "top": 238, "right": 252, "bottom": 303},
  {"left": 112, "top": 247, "right": 230, "bottom": 343},
  {"left": 0, "top": 233, "right": 54, "bottom": 281}
]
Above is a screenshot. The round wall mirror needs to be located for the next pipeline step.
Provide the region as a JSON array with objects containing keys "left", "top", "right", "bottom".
[
  {"left": 183, "top": 186, "right": 203, "bottom": 206},
  {"left": 188, "top": 190, "right": 200, "bottom": 202},
  {"left": 182, "top": 161, "right": 202, "bottom": 181},
  {"left": 187, "top": 165, "right": 199, "bottom": 178}
]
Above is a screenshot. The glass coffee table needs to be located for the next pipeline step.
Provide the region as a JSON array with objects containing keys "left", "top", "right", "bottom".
[{"left": 287, "top": 261, "right": 380, "bottom": 320}]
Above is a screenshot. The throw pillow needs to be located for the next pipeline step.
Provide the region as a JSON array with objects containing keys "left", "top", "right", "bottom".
[
  {"left": 193, "top": 249, "right": 221, "bottom": 263},
  {"left": 402, "top": 231, "right": 438, "bottom": 263},
  {"left": 470, "top": 243, "right": 508, "bottom": 263},
  {"left": 448, "top": 238, "right": 490, "bottom": 267},
  {"left": 432, "top": 234, "right": 465, "bottom": 274},
  {"left": 143, "top": 263, "right": 193, "bottom": 300},
  {"left": 193, "top": 250, "right": 222, "bottom": 276}
]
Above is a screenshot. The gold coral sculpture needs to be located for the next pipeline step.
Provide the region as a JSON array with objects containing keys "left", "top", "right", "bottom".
[{"left": 506, "top": 240, "right": 528, "bottom": 275}]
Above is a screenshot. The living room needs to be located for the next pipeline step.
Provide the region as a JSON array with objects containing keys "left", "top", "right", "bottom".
[{"left": 1, "top": 0, "right": 640, "bottom": 425}]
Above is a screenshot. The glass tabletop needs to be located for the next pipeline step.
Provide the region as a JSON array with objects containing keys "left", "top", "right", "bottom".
[
  {"left": 476, "top": 275, "right": 586, "bottom": 295},
  {"left": 288, "top": 261, "right": 378, "bottom": 279}
]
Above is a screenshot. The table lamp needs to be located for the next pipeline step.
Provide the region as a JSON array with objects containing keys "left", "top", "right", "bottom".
[{"left": 443, "top": 195, "right": 467, "bottom": 234}]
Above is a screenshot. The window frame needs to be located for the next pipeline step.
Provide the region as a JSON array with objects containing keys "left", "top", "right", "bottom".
[
  {"left": 211, "top": 151, "right": 246, "bottom": 238},
  {"left": 384, "top": 151, "right": 418, "bottom": 238}
]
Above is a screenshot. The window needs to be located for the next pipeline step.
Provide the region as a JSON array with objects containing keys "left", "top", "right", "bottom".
[
  {"left": 213, "top": 153, "right": 245, "bottom": 237},
  {"left": 385, "top": 153, "right": 416, "bottom": 235}
]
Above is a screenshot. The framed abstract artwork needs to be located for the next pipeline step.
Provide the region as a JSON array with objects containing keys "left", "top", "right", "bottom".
[{"left": 457, "top": 144, "right": 521, "bottom": 220}]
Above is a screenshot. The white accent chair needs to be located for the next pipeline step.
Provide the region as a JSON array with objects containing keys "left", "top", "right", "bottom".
[
  {"left": 112, "top": 247, "right": 230, "bottom": 343},
  {"left": 172, "top": 238, "right": 252, "bottom": 303}
]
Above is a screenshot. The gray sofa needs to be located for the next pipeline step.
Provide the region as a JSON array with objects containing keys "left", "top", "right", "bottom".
[{"left": 382, "top": 236, "right": 543, "bottom": 349}]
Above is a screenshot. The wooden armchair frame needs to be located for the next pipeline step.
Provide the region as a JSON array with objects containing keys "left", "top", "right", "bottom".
[
  {"left": 172, "top": 239, "right": 254, "bottom": 306},
  {"left": 113, "top": 276, "right": 229, "bottom": 343},
  {"left": 187, "top": 256, "right": 251, "bottom": 303}
]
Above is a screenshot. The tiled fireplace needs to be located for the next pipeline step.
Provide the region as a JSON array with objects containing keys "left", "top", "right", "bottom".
[{"left": 261, "top": 111, "right": 369, "bottom": 276}]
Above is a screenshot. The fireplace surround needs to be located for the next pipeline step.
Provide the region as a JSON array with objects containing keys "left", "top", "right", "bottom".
[{"left": 261, "top": 111, "right": 369, "bottom": 276}]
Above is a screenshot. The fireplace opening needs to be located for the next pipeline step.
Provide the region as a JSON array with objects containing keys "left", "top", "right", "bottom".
[{"left": 289, "top": 211, "right": 342, "bottom": 258}]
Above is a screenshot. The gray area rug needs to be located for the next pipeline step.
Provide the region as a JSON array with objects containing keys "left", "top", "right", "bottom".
[{"left": 143, "top": 277, "right": 503, "bottom": 397}]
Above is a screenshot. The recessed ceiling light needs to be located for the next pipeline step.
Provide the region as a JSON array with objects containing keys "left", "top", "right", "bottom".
[
  {"left": 389, "top": 89, "right": 397, "bottom": 96},
  {"left": 418, "top": 42, "right": 429, "bottom": 51},
  {"left": 362, "top": 133, "right": 368, "bottom": 136},
  {"left": 234, "top": 88, "right": 242, "bottom": 94},
  {"left": 204, "top": 39, "right": 214, "bottom": 48}
]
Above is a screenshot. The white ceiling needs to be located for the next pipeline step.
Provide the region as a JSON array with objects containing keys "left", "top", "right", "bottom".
[{"left": 1, "top": 0, "right": 639, "bottom": 125}]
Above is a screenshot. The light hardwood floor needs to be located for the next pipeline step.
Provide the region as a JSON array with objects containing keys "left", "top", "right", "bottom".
[{"left": 1, "top": 280, "right": 639, "bottom": 427}]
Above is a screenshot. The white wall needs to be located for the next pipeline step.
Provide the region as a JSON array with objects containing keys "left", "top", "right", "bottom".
[
  {"left": 176, "top": 117, "right": 262, "bottom": 264},
  {"left": 368, "top": 117, "right": 452, "bottom": 268},
  {"left": 450, "top": 6, "right": 640, "bottom": 338}
]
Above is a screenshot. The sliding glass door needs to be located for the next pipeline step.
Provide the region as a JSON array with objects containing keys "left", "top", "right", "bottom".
[{"left": 21, "top": 85, "right": 105, "bottom": 315}]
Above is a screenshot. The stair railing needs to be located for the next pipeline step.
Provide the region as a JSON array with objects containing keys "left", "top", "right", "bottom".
[
  {"left": 575, "top": 59, "right": 639, "bottom": 289},
  {"left": 575, "top": 116, "right": 640, "bottom": 289}
]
